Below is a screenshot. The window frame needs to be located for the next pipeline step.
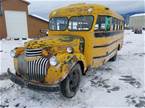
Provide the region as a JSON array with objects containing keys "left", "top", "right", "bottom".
[{"left": 68, "top": 15, "right": 94, "bottom": 31}]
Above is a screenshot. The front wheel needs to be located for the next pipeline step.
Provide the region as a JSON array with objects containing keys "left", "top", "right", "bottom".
[{"left": 60, "top": 63, "right": 81, "bottom": 98}]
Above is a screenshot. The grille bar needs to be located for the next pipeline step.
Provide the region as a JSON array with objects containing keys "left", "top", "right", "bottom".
[
  {"left": 28, "top": 57, "right": 49, "bottom": 81},
  {"left": 25, "top": 48, "right": 43, "bottom": 51},
  {"left": 25, "top": 48, "right": 43, "bottom": 57}
]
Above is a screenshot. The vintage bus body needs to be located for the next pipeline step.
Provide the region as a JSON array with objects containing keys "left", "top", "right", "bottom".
[
  {"left": 8, "top": 3, "right": 124, "bottom": 98},
  {"left": 49, "top": 3, "right": 124, "bottom": 68}
]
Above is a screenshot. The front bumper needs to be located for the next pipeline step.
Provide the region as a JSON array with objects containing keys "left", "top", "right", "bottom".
[{"left": 7, "top": 68, "right": 60, "bottom": 92}]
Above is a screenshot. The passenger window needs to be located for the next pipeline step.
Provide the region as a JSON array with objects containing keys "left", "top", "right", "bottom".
[
  {"left": 117, "top": 20, "right": 120, "bottom": 30},
  {"left": 95, "top": 16, "right": 105, "bottom": 31},
  {"left": 121, "top": 21, "right": 124, "bottom": 30},
  {"left": 119, "top": 20, "right": 122, "bottom": 30},
  {"left": 113, "top": 18, "right": 118, "bottom": 31},
  {"left": 116, "top": 20, "right": 118, "bottom": 30},
  {"left": 95, "top": 16, "right": 111, "bottom": 31},
  {"left": 105, "top": 16, "right": 111, "bottom": 31},
  {"left": 112, "top": 18, "right": 124, "bottom": 31},
  {"left": 112, "top": 18, "right": 115, "bottom": 31}
]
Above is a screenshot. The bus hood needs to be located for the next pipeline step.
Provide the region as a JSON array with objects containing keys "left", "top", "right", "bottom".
[{"left": 24, "top": 36, "right": 80, "bottom": 52}]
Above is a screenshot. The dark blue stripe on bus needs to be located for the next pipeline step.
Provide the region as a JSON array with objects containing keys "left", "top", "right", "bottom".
[
  {"left": 94, "top": 31, "right": 123, "bottom": 37},
  {"left": 93, "top": 48, "right": 117, "bottom": 59}
]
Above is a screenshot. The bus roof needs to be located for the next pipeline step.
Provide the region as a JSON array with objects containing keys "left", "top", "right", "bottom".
[{"left": 49, "top": 3, "right": 124, "bottom": 20}]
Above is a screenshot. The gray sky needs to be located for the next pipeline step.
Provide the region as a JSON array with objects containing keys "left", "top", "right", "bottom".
[{"left": 28, "top": 0, "right": 145, "bottom": 19}]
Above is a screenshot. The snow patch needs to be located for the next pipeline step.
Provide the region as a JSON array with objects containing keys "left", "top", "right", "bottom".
[{"left": 0, "top": 30, "right": 145, "bottom": 108}]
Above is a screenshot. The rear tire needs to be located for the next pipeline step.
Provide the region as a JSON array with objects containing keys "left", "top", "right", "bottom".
[
  {"left": 109, "top": 53, "right": 117, "bottom": 62},
  {"left": 60, "top": 63, "right": 81, "bottom": 98}
]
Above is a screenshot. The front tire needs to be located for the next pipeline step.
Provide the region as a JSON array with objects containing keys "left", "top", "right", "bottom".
[{"left": 60, "top": 63, "right": 81, "bottom": 98}]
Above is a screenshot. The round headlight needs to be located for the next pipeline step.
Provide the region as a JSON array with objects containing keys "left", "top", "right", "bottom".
[
  {"left": 10, "top": 49, "right": 16, "bottom": 57},
  {"left": 66, "top": 47, "right": 73, "bottom": 53},
  {"left": 49, "top": 56, "right": 58, "bottom": 66}
]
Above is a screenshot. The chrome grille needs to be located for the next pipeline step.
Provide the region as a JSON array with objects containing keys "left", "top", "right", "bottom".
[
  {"left": 17, "top": 55, "right": 27, "bottom": 75},
  {"left": 27, "top": 57, "right": 49, "bottom": 81},
  {"left": 25, "top": 48, "right": 43, "bottom": 57}
]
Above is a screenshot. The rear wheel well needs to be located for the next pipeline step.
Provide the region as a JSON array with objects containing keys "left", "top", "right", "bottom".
[{"left": 77, "top": 61, "right": 85, "bottom": 75}]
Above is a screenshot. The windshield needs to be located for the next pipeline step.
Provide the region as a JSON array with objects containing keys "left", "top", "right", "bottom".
[
  {"left": 49, "top": 17, "right": 68, "bottom": 31},
  {"left": 49, "top": 16, "right": 94, "bottom": 31},
  {"left": 68, "top": 16, "right": 94, "bottom": 31}
]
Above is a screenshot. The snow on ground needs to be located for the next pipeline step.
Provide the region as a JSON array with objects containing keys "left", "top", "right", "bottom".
[
  {"left": 0, "top": 30, "right": 145, "bottom": 108},
  {"left": 0, "top": 40, "right": 26, "bottom": 74}
]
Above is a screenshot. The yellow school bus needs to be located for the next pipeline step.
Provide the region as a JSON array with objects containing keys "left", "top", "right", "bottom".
[{"left": 8, "top": 3, "right": 124, "bottom": 98}]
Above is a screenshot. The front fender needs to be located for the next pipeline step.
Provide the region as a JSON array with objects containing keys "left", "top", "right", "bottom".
[{"left": 44, "top": 53, "right": 86, "bottom": 85}]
